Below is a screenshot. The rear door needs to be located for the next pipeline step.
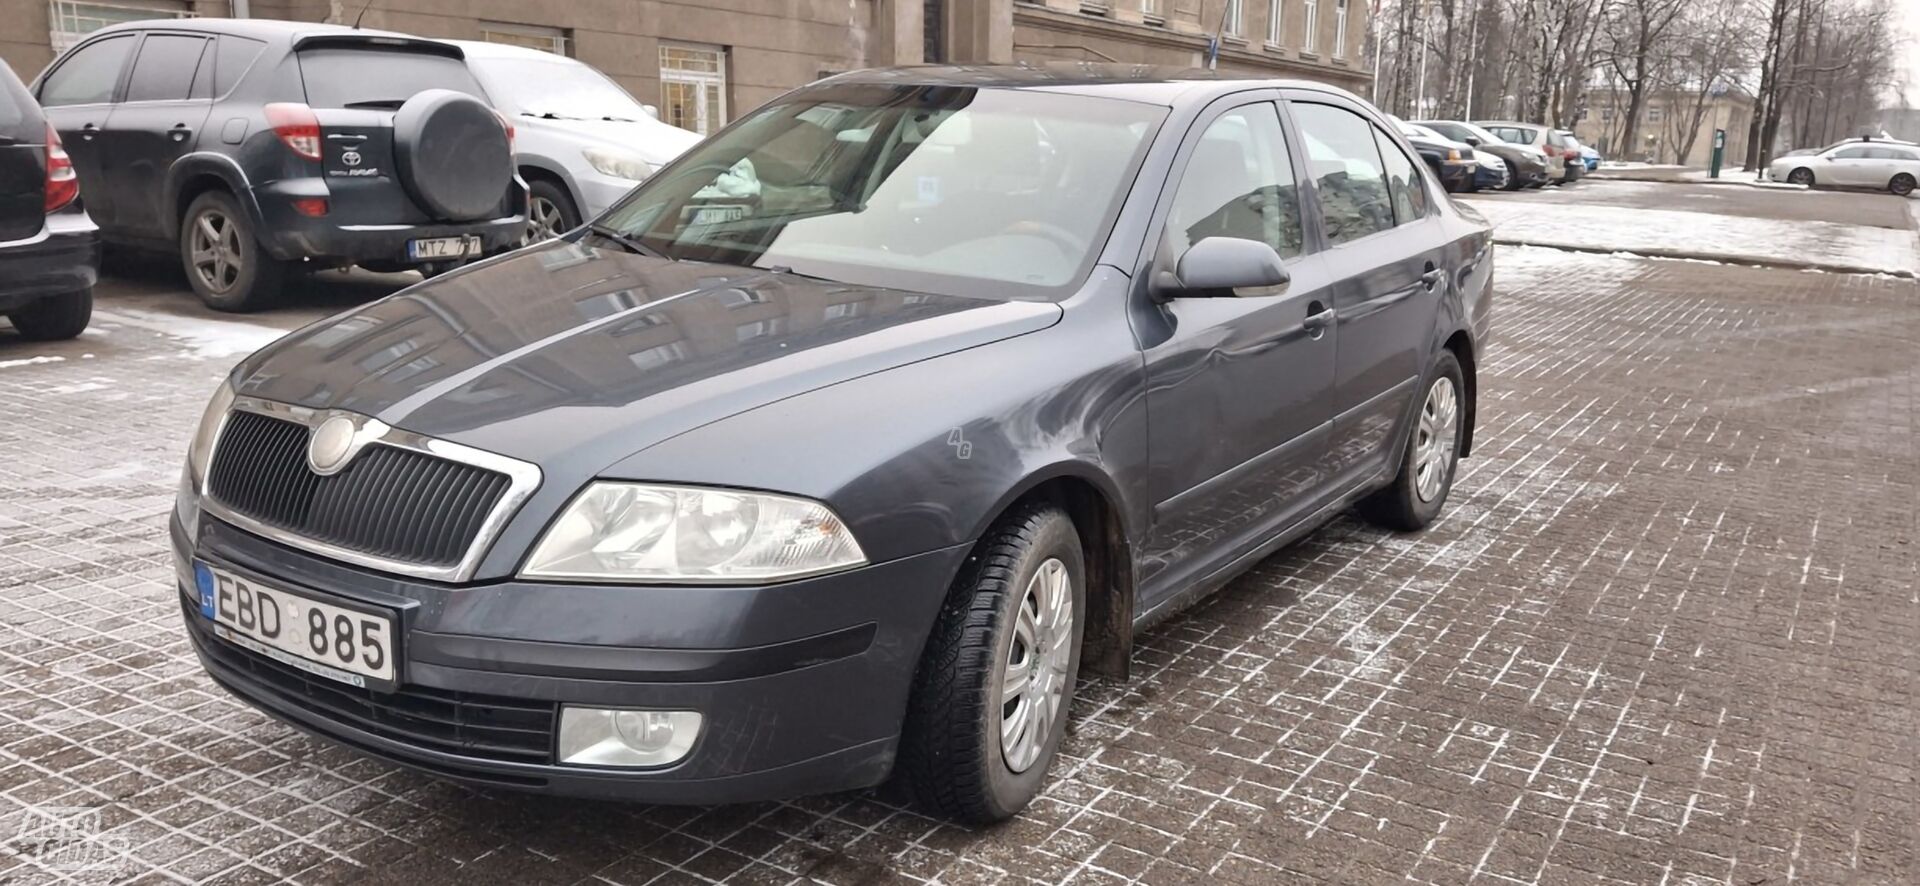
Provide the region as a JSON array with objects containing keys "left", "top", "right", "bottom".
[
  {"left": 1288, "top": 93, "right": 1449, "bottom": 490},
  {"left": 0, "top": 62, "right": 49, "bottom": 241},
  {"left": 36, "top": 33, "right": 137, "bottom": 228},
  {"left": 99, "top": 31, "right": 214, "bottom": 238},
  {"left": 292, "top": 40, "right": 487, "bottom": 224}
]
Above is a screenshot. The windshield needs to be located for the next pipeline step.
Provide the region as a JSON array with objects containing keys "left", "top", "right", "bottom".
[
  {"left": 596, "top": 83, "right": 1165, "bottom": 299},
  {"left": 1421, "top": 121, "right": 1501, "bottom": 145},
  {"left": 472, "top": 55, "right": 649, "bottom": 120}
]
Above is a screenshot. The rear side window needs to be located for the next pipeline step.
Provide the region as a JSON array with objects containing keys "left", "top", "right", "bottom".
[
  {"left": 124, "top": 34, "right": 210, "bottom": 103},
  {"left": 1293, "top": 102, "right": 1394, "bottom": 246},
  {"left": 296, "top": 47, "right": 483, "bottom": 108},
  {"left": 1373, "top": 128, "right": 1430, "bottom": 224},
  {"left": 39, "top": 35, "right": 135, "bottom": 107},
  {"left": 213, "top": 36, "right": 267, "bottom": 96}
]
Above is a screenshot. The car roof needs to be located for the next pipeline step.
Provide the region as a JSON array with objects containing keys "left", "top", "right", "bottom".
[
  {"left": 819, "top": 62, "right": 1368, "bottom": 107},
  {"left": 1473, "top": 121, "right": 1543, "bottom": 130},
  {"left": 82, "top": 16, "right": 439, "bottom": 46}
]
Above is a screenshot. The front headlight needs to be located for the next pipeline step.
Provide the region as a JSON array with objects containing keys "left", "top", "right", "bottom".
[
  {"left": 185, "top": 379, "right": 236, "bottom": 491},
  {"left": 522, "top": 482, "right": 866, "bottom": 582},
  {"left": 583, "top": 147, "right": 654, "bottom": 182}
]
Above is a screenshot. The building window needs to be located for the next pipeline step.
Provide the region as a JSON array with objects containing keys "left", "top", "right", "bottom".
[
  {"left": 1267, "top": 0, "right": 1282, "bottom": 43},
  {"left": 1333, "top": 0, "right": 1347, "bottom": 57},
  {"left": 1601, "top": 108, "right": 1615, "bottom": 121},
  {"left": 1141, "top": 0, "right": 1161, "bottom": 18},
  {"left": 50, "top": 0, "right": 192, "bottom": 53},
  {"left": 1302, "top": 0, "right": 1318, "bottom": 51},
  {"left": 1224, "top": 0, "right": 1244, "bottom": 36},
  {"left": 660, "top": 43, "right": 727, "bottom": 136},
  {"left": 479, "top": 22, "right": 569, "bottom": 56},
  {"left": 1647, "top": 107, "right": 1664, "bottom": 123}
]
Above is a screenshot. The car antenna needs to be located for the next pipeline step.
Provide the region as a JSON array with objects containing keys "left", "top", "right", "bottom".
[{"left": 352, "top": 0, "right": 375, "bottom": 29}]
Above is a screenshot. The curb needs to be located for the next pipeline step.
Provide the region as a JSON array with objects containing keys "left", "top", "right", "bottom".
[{"left": 1492, "top": 238, "right": 1918, "bottom": 280}]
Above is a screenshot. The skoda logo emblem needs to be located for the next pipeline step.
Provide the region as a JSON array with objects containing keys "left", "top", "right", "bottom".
[{"left": 307, "top": 415, "right": 359, "bottom": 474}]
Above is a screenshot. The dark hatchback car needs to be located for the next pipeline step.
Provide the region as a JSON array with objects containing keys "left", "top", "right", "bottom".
[
  {"left": 33, "top": 19, "right": 524, "bottom": 311},
  {"left": 172, "top": 65, "right": 1493, "bottom": 823},
  {"left": 0, "top": 60, "right": 98, "bottom": 340}
]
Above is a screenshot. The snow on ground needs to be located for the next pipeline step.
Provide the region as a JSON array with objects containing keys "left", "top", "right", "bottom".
[
  {"left": 92, "top": 307, "right": 288, "bottom": 359},
  {"left": 1461, "top": 197, "right": 1919, "bottom": 276},
  {"left": 0, "top": 355, "right": 65, "bottom": 369}
]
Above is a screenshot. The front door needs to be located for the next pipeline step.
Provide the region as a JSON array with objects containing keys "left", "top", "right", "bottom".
[
  {"left": 1137, "top": 99, "right": 1338, "bottom": 605},
  {"left": 100, "top": 32, "right": 214, "bottom": 238},
  {"left": 1288, "top": 95, "right": 1447, "bottom": 489},
  {"left": 36, "top": 33, "right": 137, "bottom": 229}
]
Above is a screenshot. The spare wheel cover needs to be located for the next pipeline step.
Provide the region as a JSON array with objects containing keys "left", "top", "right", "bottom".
[{"left": 392, "top": 89, "right": 511, "bottom": 222}]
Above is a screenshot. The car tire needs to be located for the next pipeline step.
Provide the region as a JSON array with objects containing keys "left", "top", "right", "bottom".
[
  {"left": 1359, "top": 350, "right": 1466, "bottom": 532},
  {"left": 181, "top": 191, "right": 287, "bottom": 313},
  {"left": 1788, "top": 167, "right": 1815, "bottom": 187},
  {"left": 898, "top": 502, "right": 1086, "bottom": 825},
  {"left": 7, "top": 288, "right": 92, "bottom": 341},
  {"left": 1891, "top": 173, "right": 1916, "bottom": 197},
  {"left": 1503, "top": 159, "right": 1522, "bottom": 191},
  {"left": 527, "top": 178, "right": 581, "bottom": 244}
]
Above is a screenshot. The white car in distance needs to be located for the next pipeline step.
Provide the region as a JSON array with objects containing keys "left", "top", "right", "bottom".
[{"left": 454, "top": 41, "right": 703, "bottom": 241}]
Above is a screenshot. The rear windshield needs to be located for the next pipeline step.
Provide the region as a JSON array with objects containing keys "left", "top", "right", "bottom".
[
  {"left": 0, "top": 61, "right": 38, "bottom": 136},
  {"left": 297, "top": 47, "right": 482, "bottom": 109}
]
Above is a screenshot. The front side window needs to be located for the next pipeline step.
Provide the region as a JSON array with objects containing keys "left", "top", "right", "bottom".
[
  {"left": 39, "top": 34, "right": 133, "bottom": 106},
  {"left": 660, "top": 44, "right": 727, "bottom": 135},
  {"left": 598, "top": 84, "right": 1165, "bottom": 299},
  {"left": 1830, "top": 147, "right": 1871, "bottom": 160},
  {"left": 1164, "top": 104, "right": 1303, "bottom": 261},
  {"left": 1292, "top": 102, "right": 1393, "bottom": 245},
  {"left": 124, "top": 34, "right": 207, "bottom": 103}
]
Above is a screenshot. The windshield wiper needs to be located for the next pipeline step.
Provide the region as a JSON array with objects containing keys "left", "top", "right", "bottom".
[
  {"left": 761, "top": 264, "right": 844, "bottom": 286},
  {"left": 586, "top": 223, "right": 667, "bottom": 258}
]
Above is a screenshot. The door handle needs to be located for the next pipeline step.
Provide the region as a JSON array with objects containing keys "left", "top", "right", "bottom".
[
  {"left": 80, "top": 122, "right": 98, "bottom": 141},
  {"left": 1420, "top": 264, "right": 1445, "bottom": 291},
  {"left": 1302, "top": 300, "right": 1333, "bottom": 338},
  {"left": 169, "top": 124, "right": 193, "bottom": 142}
]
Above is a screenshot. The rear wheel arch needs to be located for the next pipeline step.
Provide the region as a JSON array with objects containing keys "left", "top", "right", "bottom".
[
  {"left": 1443, "top": 330, "right": 1478, "bottom": 458},
  {"left": 163, "top": 157, "right": 257, "bottom": 242},
  {"left": 970, "top": 468, "right": 1136, "bottom": 681}
]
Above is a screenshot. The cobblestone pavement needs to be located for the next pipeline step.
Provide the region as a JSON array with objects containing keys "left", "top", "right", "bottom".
[{"left": 2, "top": 242, "right": 1917, "bottom": 885}]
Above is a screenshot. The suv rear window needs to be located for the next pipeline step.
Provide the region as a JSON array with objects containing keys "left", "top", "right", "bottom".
[
  {"left": 0, "top": 62, "right": 36, "bottom": 136},
  {"left": 297, "top": 47, "right": 482, "bottom": 109}
]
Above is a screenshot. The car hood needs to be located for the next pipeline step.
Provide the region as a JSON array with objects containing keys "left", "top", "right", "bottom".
[
  {"left": 518, "top": 115, "right": 702, "bottom": 165},
  {"left": 232, "top": 240, "right": 1062, "bottom": 470}
]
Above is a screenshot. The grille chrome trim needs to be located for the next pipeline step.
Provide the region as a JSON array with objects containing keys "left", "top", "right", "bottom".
[{"left": 200, "top": 397, "right": 543, "bottom": 583}]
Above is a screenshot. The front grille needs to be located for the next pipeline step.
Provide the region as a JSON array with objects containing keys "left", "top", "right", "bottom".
[
  {"left": 207, "top": 410, "right": 511, "bottom": 570},
  {"left": 189, "top": 599, "right": 556, "bottom": 764}
]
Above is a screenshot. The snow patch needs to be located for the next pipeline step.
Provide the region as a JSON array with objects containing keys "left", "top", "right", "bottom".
[
  {"left": 94, "top": 308, "right": 285, "bottom": 359},
  {"left": 0, "top": 355, "right": 65, "bottom": 369}
]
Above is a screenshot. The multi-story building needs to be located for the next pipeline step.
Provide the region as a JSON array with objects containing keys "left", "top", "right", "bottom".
[
  {"left": 5, "top": 1, "right": 1370, "bottom": 135},
  {"left": 1573, "top": 85, "right": 1753, "bottom": 167}
]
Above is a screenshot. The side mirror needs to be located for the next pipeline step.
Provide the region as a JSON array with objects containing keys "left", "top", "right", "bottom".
[
  {"left": 1161, "top": 237, "right": 1290, "bottom": 298},
  {"left": 642, "top": 104, "right": 660, "bottom": 119},
  {"left": 1464, "top": 136, "right": 1482, "bottom": 146}
]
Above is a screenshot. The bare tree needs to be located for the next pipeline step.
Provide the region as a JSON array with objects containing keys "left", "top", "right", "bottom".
[{"left": 1593, "top": 0, "right": 1687, "bottom": 159}]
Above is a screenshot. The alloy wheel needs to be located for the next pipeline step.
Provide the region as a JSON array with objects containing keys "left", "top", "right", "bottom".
[
  {"left": 188, "top": 209, "right": 242, "bottom": 294},
  {"left": 1788, "top": 168, "right": 1814, "bottom": 187},
  {"left": 1413, "top": 376, "right": 1459, "bottom": 503},
  {"left": 999, "top": 557, "right": 1073, "bottom": 773},
  {"left": 526, "top": 195, "right": 566, "bottom": 243}
]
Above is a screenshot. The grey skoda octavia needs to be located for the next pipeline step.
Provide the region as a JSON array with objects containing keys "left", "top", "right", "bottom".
[{"left": 173, "top": 65, "right": 1492, "bottom": 823}]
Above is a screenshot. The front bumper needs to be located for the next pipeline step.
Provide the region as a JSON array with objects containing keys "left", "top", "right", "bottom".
[
  {"left": 172, "top": 513, "right": 967, "bottom": 803},
  {"left": 0, "top": 208, "right": 99, "bottom": 310},
  {"left": 573, "top": 170, "right": 643, "bottom": 220}
]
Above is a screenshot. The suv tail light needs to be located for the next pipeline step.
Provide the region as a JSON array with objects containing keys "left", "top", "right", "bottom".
[
  {"left": 44, "top": 124, "right": 79, "bottom": 213},
  {"left": 264, "top": 103, "right": 322, "bottom": 161}
]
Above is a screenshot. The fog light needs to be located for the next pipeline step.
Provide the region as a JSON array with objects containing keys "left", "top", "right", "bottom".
[
  {"left": 291, "top": 197, "right": 329, "bottom": 217},
  {"left": 557, "top": 707, "right": 701, "bottom": 768}
]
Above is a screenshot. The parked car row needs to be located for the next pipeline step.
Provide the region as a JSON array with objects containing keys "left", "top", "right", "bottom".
[
  {"left": 1385, "top": 116, "right": 1592, "bottom": 194},
  {"left": 1767, "top": 136, "right": 1920, "bottom": 196},
  {"left": 15, "top": 17, "right": 699, "bottom": 316}
]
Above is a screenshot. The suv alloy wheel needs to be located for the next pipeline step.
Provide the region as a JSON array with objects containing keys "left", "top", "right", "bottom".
[{"left": 181, "top": 191, "right": 287, "bottom": 312}]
